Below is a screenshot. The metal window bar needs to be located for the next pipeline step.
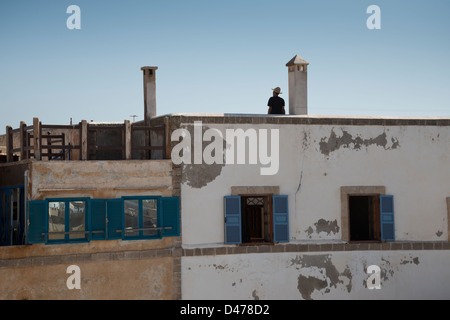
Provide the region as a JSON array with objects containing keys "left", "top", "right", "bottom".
[
  {"left": 41, "top": 230, "right": 104, "bottom": 242},
  {"left": 117, "top": 226, "right": 173, "bottom": 233},
  {"left": 43, "top": 230, "right": 104, "bottom": 235}
]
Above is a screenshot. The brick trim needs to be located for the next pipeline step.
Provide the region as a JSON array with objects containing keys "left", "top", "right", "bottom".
[
  {"left": 3, "top": 242, "right": 450, "bottom": 268},
  {"left": 182, "top": 241, "right": 450, "bottom": 257}
]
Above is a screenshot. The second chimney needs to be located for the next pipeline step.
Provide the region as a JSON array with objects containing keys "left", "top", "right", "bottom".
[{"left": 286, "top": 55, "right": 309, "bottom": 115}]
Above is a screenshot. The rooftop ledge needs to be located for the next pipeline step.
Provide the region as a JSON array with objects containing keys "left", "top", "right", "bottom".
[{"left": 150, "top": 113, "right": 450, "bottom": 126}]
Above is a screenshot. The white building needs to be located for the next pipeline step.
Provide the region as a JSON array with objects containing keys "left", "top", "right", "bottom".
[{"left": 175, "top": 55, "right": 450, "bottom": 300}]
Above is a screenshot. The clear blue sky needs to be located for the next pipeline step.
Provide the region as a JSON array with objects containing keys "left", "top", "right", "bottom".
[{"left": 1, "top": 0, "right": 449, "bottom": 131}]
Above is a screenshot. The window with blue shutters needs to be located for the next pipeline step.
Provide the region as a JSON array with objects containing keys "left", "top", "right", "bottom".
[
  {"left": 26, "top": 196, "right": 180, "bottom": 245},
  {"left": 224, "top": 194, "right": 289, "bottom": 244}
]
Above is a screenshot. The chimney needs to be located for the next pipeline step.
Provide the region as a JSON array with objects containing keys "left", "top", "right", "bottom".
[
  {"left": 286, "top": 55, "right": 309, "bottom": 115},
  {"left": 141, "top": 66, "right": 158, "bottom": 126}
]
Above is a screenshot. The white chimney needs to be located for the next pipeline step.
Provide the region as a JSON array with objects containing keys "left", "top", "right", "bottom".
[
  {"left": 141, "top": 66, "right": 158, "bottom": 126},
  {"left": 286, "top": 55, "right": 309, "bottom": 115}
]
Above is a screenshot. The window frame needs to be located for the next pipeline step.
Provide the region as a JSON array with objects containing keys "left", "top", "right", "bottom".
[
  {"left": 241, "top": 195, "right": 273, "bottom": 244},
  {"left": 224, "top": 193, "right": 289, "bottom": 245},
  {"left": 121, "top": 196, "right": 162, "bottom": 240},
  {"left": 46, "top": 197, "right": 90, "bottom": 244},
  {"left": 340, "top": 186, "right": 395, "bottom": 242}
]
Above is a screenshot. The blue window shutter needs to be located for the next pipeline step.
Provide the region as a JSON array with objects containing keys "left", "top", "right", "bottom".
[
  {"left": 380, "top": 195, "right": 395, "bottom": 241},
  {"left": 0, "top": 190, "right": 10, "bottom": 246},
  {"left": 106, "top": 199, "right": 123, "bottom": 240},
  {"left": 161, "top": 197, "right": 180, "bottom": 237},
  {"left": 4, "top": 190, "right": 11, "bottom": 246},
  {"left": 18, "top": 188, "right": 25, "bottom": 245},
  {"left": 224, "top": 196, "right": 241, "bottom": 244},
  {"left": 28, "top": 200, "right": 47, "bottom": 244},
  {"left": 0, "top": 190, "right": 4, "bottom": 246},
  {"left": 273, "top": 195, "right": 289, "bottom": 243},
  {"left": 90, "top": 199, "right": 107, "bottom": 240}
]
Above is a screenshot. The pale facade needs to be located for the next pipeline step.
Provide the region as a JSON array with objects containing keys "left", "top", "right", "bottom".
[{"left": 174, "top": 114, "right": 450, "bottom": 300}]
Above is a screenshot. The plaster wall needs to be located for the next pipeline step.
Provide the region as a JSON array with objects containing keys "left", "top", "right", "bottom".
[
  {"left": 29, "top": 159, "right": 173, "bottom": 200},
  {"left": 180, "top": 122, "right": 450, "bottom": 246},
  {"left": 0, "top": 236, "right": 180, "bottom": 299},
  {"left": 182, "top": 250, "right": 450, "bottom": 300},
  {"left": 0, "top": 254, "right": 174, "bottom": 300}
]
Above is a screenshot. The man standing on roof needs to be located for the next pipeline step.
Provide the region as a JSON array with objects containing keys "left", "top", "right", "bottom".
[{"left": 267, "top": 87, "right": 285, "bottom": 115}]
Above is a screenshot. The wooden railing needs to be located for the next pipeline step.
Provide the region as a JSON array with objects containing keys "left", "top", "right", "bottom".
[
  {"left": 131, "top": 124, "right": 166, "bottom": 160},
  {"left": 3, "top": 117, "right": 167, "bottom": 162}
]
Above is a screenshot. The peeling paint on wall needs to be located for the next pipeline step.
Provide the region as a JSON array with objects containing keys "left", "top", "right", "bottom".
[
  {"left": 305, "top": 219, "right": 340, "bottom": 238},
  {"left": 301, "top": 130, "right": 310, "bottom": 150},
  {"left": 361, "top": 254, "right": 420, "bottom": 284},
  {"left": 400, "top": 256, "right": 420, "bottom": 266},
  {"left": 379, "top": 258, "right": 395, "bottom": 282},
  {"left": 179, "top": 124, "right": 225, "bottom": 189},
  {"left": 181, "top": 163, "right": 224, "bottom": 189},
  {"left": 182, "top": 250, "right": 450, "bottom": 299},
  {"left": 290, "top": 254, "right": 352, "bottom": 300},
  {"left": 319, "top": 128, "right": 400, "bottom": 156}
]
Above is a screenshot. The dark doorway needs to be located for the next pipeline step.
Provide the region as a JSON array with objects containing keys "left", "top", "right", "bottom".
[
  {"left": 241, "top": 196, "right": 273, "bottom": 244},
  {"left": 349, "top": 195, "right": 380, "bottom": 241}
]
